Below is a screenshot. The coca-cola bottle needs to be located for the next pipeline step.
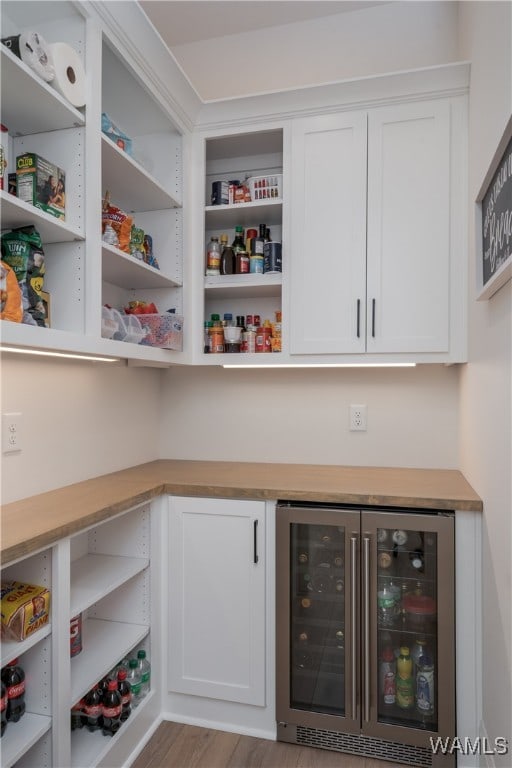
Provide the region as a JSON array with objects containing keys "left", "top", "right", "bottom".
[
  {"left": 83, "top": 685, "right": 102, "bottom": 732},
  {"left": 101, "top": 679, "right": 122, "bottom": 736},
  {"left": 1, "top": 682, "right": 7, "bottom": 737},
  {"left": 1, "top": 659, "right": 25, "bottom": 722},
  {"left": 116, "top": 668, "right": 131, "bottom": 722},
  {"left": 70, "top": 699, "right": 84, "bottom": 730}
]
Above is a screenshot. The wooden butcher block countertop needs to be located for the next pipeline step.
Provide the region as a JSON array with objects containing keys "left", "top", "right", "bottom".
[{"left": 1, "top": 460, "right": 482, "bottom": 564}]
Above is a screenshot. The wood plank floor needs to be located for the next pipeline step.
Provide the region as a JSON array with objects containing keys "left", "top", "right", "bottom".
[{"left": 131, "top": 722, "right": 411, "bottom": 768}]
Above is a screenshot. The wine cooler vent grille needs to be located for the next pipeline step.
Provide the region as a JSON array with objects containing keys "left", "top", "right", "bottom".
[{"left": 296, "top": 726, "right": 433, "bottom": 767}]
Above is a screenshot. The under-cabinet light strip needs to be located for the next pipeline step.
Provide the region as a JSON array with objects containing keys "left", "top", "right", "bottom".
[
  {"left": 223, "top": 363, "right": 417, "bottom": 369},
  {"left": 1, "top": 346, "right": 120, "bottom": 362}
]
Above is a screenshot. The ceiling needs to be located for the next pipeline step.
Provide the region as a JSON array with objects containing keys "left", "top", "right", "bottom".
[{"left": 139, "top": 1, "right": 387, "bottom": 47}]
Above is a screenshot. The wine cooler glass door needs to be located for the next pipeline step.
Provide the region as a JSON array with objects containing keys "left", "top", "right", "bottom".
[
  {"left": 363, "top": 510, "right": 455, "bottom": 744},
  {"left": 276, "top": 506, "right": 360, "bottom": 733}
]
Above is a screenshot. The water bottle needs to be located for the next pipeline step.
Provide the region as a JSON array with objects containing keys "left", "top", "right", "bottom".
[
  {"left": 117, "top": 668, "right": 132, "bottom": 721},
  {"left": 1, "top": 659, "right": 25, "bottom": 722},
  {"left": 137, "top": 649, "right": 151, "bottom": 698},
  {"left": 101, "top": 679, "right": 122, "bottom": 736},
  {"left": 83, "top": 685, "right": 102, "bottom": 732},
  {"left": 126, "top": 659, "right": 142, "bottom": 707},
  {"left": 416, "top": 651, "right": 435, "bottom": 717}
]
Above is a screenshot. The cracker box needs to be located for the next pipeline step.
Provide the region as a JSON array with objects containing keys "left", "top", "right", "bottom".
[
  {"left": 1, "top": 580, "right": 51, "bottom": 641},
  {"left": 16, "top": 153, "right": 66, "bottom": 221}
]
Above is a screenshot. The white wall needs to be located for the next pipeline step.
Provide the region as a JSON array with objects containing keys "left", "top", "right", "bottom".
[
  {"left": 0, "top": 357, "right": 161, "bottom": 503},
  {"left": 158, "top": 365, "right": 460, "bottom": 468},
  {"left": 171, "top": 1, "right": 459, "bottom": 101},
  {"left": 458, "top": 2, "right": 512, "bottom": 761}
]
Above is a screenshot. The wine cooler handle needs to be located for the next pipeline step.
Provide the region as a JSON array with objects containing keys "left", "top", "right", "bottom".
[
  {"left": 363, "top": 535, "right": 371, "bottom": 723},
  {"left": 253, "top": 519, "right": 259, "bottom": 564},
  {"left": 350, "top": 535, "right": 358, "bottom": 720}
]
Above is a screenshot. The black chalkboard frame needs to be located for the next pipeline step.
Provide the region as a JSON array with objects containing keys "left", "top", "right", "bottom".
[{"left": 476, "top": 114, "right": 512, "bottom": 300}]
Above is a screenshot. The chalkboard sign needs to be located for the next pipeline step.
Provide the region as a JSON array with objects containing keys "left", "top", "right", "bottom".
[{"left": 477, "top": 116, "right": 512, "bottom": 300}]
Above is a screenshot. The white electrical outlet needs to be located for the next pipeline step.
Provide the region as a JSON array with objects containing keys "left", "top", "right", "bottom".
[
  {"left": 2, "top": 413, "right": 23, "bottom": 453},
  {"left": 349, "top": 404, "right": 367, "bottom": 431}
]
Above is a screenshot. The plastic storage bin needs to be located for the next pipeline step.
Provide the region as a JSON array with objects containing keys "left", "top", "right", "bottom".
[
  {"left": 101, "top": 306, "right": 118, "bottom": 339},
  {"left": 122, "top": 313, "right": 147, "bottom": 344},
  {"left": 139, "top": 313, "right": 183, "bottom": 350},
  {"left": 109, "top": 309, "right": 146, "bottom": 343},
  {"left": 247, "top": 174, "right": 282, "bottom": 201}
]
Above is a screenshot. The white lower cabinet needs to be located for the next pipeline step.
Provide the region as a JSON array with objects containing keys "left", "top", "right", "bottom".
[{"left": 168, "top": 496, "right": 266, "bottom": 706}]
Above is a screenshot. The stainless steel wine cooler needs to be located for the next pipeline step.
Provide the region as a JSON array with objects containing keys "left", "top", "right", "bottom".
[{"left": 276, "top": 503, "right": 456, "bottom": 767}]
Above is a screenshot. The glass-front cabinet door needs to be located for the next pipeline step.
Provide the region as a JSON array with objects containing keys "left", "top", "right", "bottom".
[
  {"left": 363, "top": 510, "right": 455, "bottom": 746},
  {"left": 276, "top": 505, "right": 361, "bottom": 734}
]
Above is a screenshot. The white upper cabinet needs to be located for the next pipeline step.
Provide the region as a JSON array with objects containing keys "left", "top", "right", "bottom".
[
  {"left": 290, "top": 112, "right": 368, "bottom": 355},
  {"left": 366, "top": 101, "right": 450, "bottom": 354},
  {"left": 288, "top": 97, "right": 466, "bottom": 363}
]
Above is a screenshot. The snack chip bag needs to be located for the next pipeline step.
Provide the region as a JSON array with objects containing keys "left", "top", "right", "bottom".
[
  {"left": 1, "top": 225, "right": 46, "bottom": 326},
  {"left": 0, "top": 260, "right": 23, "bottom": 322},
  {"left": 102, "top": 192, "right": 133, "bottom": 253}
]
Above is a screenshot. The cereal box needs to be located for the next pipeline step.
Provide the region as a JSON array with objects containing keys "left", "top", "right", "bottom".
[
  {"left": 16, "top": 153, "right": 66, "bottom": 221},
  {"left": 1, "top": 581, "right": 51, "bottom": 641}
]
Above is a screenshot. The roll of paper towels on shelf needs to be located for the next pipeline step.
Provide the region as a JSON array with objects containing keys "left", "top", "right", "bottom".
[
  {"left": 48, "top": 42, "right": 86, "bottom": 108},
  {"left": 2, "top": 31, "right": 55, "bottom": 82}
]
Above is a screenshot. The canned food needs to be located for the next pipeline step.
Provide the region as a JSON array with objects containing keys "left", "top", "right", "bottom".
[
  {"left": 255, "top": 326, "right": 272, "bottom": 352},
  {"left": 250, "top": 254, "right": 264, "bottom": 274},
  {"left": 70, "top": 613, "right": 82, "bottom": 657},
  {"left": 263, "top": 242, "right": 282, "bottom": 273}
]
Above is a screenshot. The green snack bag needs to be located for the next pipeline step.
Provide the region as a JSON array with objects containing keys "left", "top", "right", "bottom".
[{"left": 1, "top": 226, "right": 47, "bottom": 327}]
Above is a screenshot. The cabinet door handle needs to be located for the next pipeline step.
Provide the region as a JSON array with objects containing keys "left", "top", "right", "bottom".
[
  {"left": 350, "top": 535, "right": 358, "bottom": 720},
  {"left": 371, "top": 299, "right": 376, "bottom": 338},
  {"left": 253, "top": 519, "right": 259, "bottom": 564},
  {"left": 363, "top": 535, "right": 371, "bottom": 723},
  {"left": 356, "top": 299, "right": 361, "bottom": 338}
]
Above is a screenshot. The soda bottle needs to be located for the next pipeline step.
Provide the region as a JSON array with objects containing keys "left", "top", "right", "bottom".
[
  {"left": 70, "top": 699, "right": 84, "bottom": 730},
  {"left": 83, "top": 685, "right": 102, "bottom": 732},
  {"left": 2, "top": 659, "right": 25, "bottom": 722},
  {"left": 1, "top": 682, "right": 7, "bottom": 737},
  {"left": 126, "top": 659, "right": 142, "bottom": 707},
  {"left": 380, "top": 646, "right": 396, "bottom": 705},
  {"left": 117, "top": 668, "right": 131, "bottom": 722},
  {"left": 396, "top": 647, "right": 414, "bottom": 709},
  {"left": 137, "top": 649, "right": 151, "bottom": 698},
  {"left": 101, "top": 679, "right": 122, "bottom": 736}
]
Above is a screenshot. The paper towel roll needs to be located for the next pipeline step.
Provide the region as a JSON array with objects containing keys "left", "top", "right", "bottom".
[
  {"left": 49, "top": 42, "right": 86, "bottom": 109},
  {"left": 18, "top": 31, "right": 55, "bottom": 82}
]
